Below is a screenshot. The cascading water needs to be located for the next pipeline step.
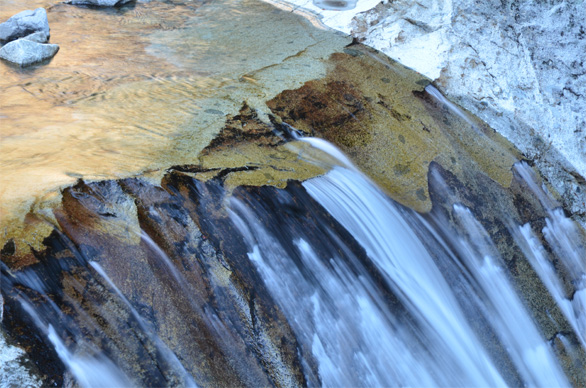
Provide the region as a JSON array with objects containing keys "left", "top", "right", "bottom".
[
  {"left": 2, "top": 136, "right": 585, "bottom": 386},
  {"left": 228, "top": 139, "right": 582, "bottom": 387},
  {"left": 511, "top": 163, "right": 586, "bottom": 350},
  {"left": 230, "top": 169, "right": 506, "bottom": 387}
]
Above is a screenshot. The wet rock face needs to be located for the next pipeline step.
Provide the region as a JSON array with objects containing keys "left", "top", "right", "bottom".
[
  {"left": 192, "top": 103, "right": 327, "bottom": 189},
  {"left": 0, "top": 8, "right": 50, "bottom": 43},
  {"left": 269, "top": 78, "right": 369, "bottom": 147},
  {"left": 0, "top": 107, "right": 324, "bottom": 387},
  {"left": 0, "top": 0, "right": 351, "bottom": 262},
  {"left": 1, "top": 173, "right": 314, "bottom": 387},
  {"left": 268, "top": 45, "right": 518, "bottom": 213},
  {"left": 201, "top": 103, "right": 284, "bottom": 153},
  {"left": 1, "top": 5, "right": 584, "bottom": 382},
  {"left": 0, "top": 329, "right": 43, "bottom": 387},
  {"left": 423, "top": 161, "right": 586, "bottom": 388}
]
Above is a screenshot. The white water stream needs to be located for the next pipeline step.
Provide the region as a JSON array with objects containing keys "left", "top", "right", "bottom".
[
  {"left": 229, "top": 140, "right": 578, "bottom": 387},
  {"left": 511, "top": 163, "right": 586, "bottom": 350}
]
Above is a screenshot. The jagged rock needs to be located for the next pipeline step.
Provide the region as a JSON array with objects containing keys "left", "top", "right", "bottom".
[
  {"left": 0, "top": 38, "right": 59, "bottom": 67},
  {"left": 68, "top": 0, "right": 134, "bottom": 6},
  {"left": 349, "top": 0, "right": 586, "bottom": 179},
  {"left": 0, "top": 8, "right": 50, "bottom": 43},
  {"left": 1, "top": 174, "right": 315, "bottom": 387}
]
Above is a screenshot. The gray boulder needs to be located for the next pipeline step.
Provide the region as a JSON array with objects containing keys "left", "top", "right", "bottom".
[
  {"left": 68, "top": 0, "right": 134, "bottom": 6},
  {"left": 0, "top": 39, "right": 59, "bottom": 67},
  {"left": 0, "top": 8, "right": 50, "bottom": 43},
  {"left": 22, "top": 31, "right": 49, "bottom": 43}
]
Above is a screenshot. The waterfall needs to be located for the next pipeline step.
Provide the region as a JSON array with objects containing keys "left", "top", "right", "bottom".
[
  {"left": 2, "top": 138, "right": 584, "bottom": 387},
  {"left": 228, "top": 139, "right": 578, "bottom": 386},
  {"left": 2, "top": 0, "right": 583, "bottom": 385},
  {"left": 302, "top": 168, "right": 507, "bottom": 386}
]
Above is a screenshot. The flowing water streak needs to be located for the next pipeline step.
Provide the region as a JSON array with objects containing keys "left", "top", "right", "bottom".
[
  {"left": 514, "top": 223, "right": 586, "bottom": 349},
  {"left": 302, "top": 166, "right": 508, "bottom": 386},
  {"left": 18, "top": 299, "right": 133, "bottom": 388},
  {"left": 451, "top": 205, "right": 570, "bottom": 387},
  {"left": 46, "top": 325, "right": 134, "bottom": 388},
  {"left": 297, "top": 137, "right": 358, "bottom": 171},
  {"left": 297, "top": 138, "right": 571, "bottom": 386},
  {"left": 229, "top": 200, "right": 439, "bottom": 386},
  {"left": 511, "top": 162, "right": 586, "bottom": 348},
  {"left": 10, "top": 241, "right": 198, "bottom": 388},
  {"left": 229, "top": 138, "right": 515, "bottom": 385},
  {"left": 425, "top": 85, "right": 481, "bottom": 132},
  {"left": 89, "top": 262, "right": 199, "bottom": 388}
]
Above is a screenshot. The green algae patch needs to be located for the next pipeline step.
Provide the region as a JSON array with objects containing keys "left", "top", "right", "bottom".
[{"left": 268, "top": 45, "right": 519, "bottom": 212}]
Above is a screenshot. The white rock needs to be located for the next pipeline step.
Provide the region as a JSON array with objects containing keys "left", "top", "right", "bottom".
[
  {"left": 68, "top": 0, "right": 134, "bottom": 6},
  {"left": 1, "top": 329, "right": 42, "bottom": 388},
  {"left": 22, "top": 31, "right": 49, "bottom": 43},
  {"left": 0, "top": 38, "right": 59, "bottom": 67},
  {"left": 0, "top": 8, "right": 50, "bottom": 43},
  {"left": 264, "top": 0, "right": 380, "bottom": 32}
]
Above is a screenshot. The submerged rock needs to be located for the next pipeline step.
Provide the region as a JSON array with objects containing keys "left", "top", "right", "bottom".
[
  {"left": 67, "top": 0, "right": 134, "bottom": 6},
  {"left": 0, "top": 38, "right": 59, "bottom": 67},
  {"left": 0, "top": 8, "right": 50, "bottom": 43}
]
